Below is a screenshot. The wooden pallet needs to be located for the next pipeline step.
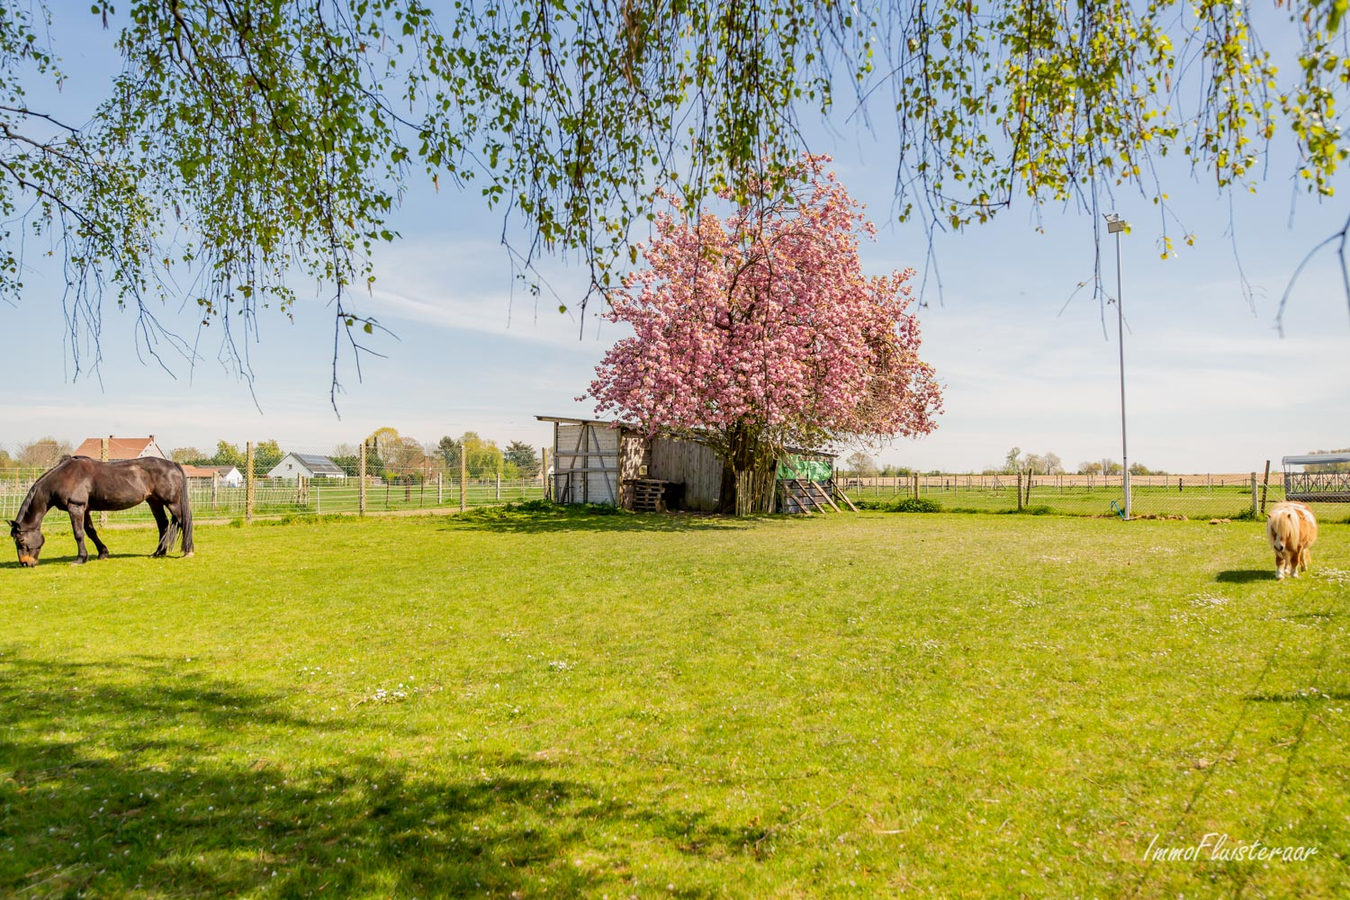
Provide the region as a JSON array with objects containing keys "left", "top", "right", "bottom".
[{"left": 625, "top": 478, "right": 668, "bottom": 512}]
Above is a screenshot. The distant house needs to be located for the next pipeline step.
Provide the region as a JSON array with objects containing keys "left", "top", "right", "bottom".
[
  {"left": 73, "top": 435, "right": 167, "bottom": 461},
  {"left": 182, "top": 464, "right": 244, "bottom": 487},
  {"left": 266, "top": 452, "right": 347, "bottom": 480}
]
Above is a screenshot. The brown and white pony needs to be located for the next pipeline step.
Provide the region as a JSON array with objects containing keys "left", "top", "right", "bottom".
[{"left": 1266, "top": 501, "right": 1317, "bottom": 581}]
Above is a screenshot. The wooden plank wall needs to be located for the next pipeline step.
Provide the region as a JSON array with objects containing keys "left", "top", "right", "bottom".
[
  {"left": 650, "top": 437, "right": 723, "bottom": 511},
  {"left": 586, "top": 426, "right": 620, "bottom": 504},
  {"left": 555, "top": 423, "right": 621, "bottom": 505}
]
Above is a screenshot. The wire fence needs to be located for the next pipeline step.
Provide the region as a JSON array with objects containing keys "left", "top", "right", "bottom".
[
  {"left": 838, "top": 472, "right": 1350, "bottom": 522},
  {"left": 4, "top": 436, "right": 1346, "bottom": 527},
  {"left": 0, "top": 437, "right": 548, "bottom": 531}
]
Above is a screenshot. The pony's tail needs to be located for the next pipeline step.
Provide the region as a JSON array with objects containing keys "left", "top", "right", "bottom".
[{"left": 179, "top": 464, "right": 195, "bottom": 556}]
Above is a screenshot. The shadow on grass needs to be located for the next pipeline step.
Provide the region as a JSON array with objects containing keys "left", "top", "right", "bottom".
[
  {"left": 1245, "top": 689, "right": 1350, "bottom": 703},
  {"left": 1216, "top": 569, "right": 1276, "bottom": 583},
  {"left": 0, "top": 653, "right": 749, "bottom": 897},
  {"left": 0, "top": 548, "right": 193, "bottom": 569},
  {"left": 1281, "top": 610, "right": 1339, "bottom": 622},
  {"left": 0, "top": 653, "right": 610, "bottom": 897},
  {"left": 446, "top": 505, "right": 751, "bottom": 535}
]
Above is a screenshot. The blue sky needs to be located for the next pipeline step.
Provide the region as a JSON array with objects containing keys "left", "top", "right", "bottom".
[{"left": 2, "top": 8, "right": 1348, "bottom": 472}]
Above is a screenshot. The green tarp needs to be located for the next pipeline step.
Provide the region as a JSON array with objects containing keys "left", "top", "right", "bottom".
[{"left": 777, "top": 454, "right": 833, "bottom": 482}]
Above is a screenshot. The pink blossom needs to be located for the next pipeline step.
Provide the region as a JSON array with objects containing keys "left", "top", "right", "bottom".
[{"left": 589, "top": 155, "right": 942, "bottom": 460}]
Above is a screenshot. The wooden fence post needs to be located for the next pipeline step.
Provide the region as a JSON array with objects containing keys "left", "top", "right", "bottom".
[
  {"left": 245, "top": 441, "right": 256, "bottom": 523},
  {"left": 1250, "top": 472, "right": 1258, "bottom": 517},
  {"left": 437, "top": 471, "right": 443, "bottom": 505},
  {"left": 459, "top": 447, "right": 467, "bottom": 512},
  {"left": 540, "top": 447, "right": 550, "bottom": 504},
  {"left": 99, "top": 438, "right": 109, "bottom": 528},
  {"left": 1260, "top": 460, "right": 1272, "bottom": 515},
  {"left": 358, "top": 440, "right": 367, "bottom": 516}
]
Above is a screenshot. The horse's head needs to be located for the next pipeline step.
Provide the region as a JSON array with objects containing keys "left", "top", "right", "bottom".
[{"left": 9, "top": 519, "right": 43, "bottom": 567}]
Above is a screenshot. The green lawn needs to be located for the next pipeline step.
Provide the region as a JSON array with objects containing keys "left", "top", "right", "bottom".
[{"left": 2, "top": 508, "right": 1347, "bottom": 897}]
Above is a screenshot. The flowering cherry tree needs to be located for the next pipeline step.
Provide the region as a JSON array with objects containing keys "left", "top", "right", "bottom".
[{"left": 588, "top": 155, "right": 943, "bottom": 514}]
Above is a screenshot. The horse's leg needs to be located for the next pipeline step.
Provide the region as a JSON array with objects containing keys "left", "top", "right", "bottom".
[
  {"left": 67, "top": 503, "right": 89, "bottom": 564},
  {"left": 171, "top": 499, "right": 193, "bottom": 557},
  {"left": 148, "top": 498, "right": 170, "bottom": 558},
  {"left": 83, "top": 509, "right": 110, "bottom": 560},
  {"left": 163, "top": 513, "right": 179, "bottom": 555}
]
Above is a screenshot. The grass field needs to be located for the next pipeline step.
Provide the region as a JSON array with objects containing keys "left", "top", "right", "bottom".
[{"left": 2, "top": 508, "right": 1347, "bottom": 897}]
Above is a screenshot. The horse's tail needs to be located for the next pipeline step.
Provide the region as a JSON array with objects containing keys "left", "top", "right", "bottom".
[{"left": 179, "top": 463, "right": 194, "bottom": 556}]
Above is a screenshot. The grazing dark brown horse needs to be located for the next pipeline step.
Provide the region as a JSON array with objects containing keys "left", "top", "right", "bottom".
[{"left": 9, "top": 456, "right": 194, "bottom": 566}]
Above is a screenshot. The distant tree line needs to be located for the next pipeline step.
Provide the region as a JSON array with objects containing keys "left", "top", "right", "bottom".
[
  {"left": 987, "top": 447, "right": 1166, "bottom": 477},
  {"left": 1304, "top": 448, "right": 1350, "bottom": 473},
  {"left": 0, "top": 438, "right": 74, "bottom": 470},
  {"left": 840, "top": 445, "right": 1172, "bottom": 478}
]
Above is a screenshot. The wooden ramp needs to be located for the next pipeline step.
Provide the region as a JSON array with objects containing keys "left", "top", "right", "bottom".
[{"left": 781, "top": 478, "right": 854, "bottom": 514}]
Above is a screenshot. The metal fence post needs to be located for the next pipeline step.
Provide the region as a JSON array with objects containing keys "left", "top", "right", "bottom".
[
  {"left": 358, "top": 440, "right": 367, "bottom": 516},
  {"left": 245, "top": 441, "right": 256, "bottom": 522}
]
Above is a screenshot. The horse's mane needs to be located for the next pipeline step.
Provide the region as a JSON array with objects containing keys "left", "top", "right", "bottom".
[{"left": 15, "top": 457, "right": 72, "bottom": 525}]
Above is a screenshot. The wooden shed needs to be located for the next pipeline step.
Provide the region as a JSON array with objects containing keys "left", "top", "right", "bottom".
[
  {"left": 539, "top": 416, "right": 645, "bottom": 506},
  {"left": 538, "top": 416, "right": 839, "bottom": 513}
]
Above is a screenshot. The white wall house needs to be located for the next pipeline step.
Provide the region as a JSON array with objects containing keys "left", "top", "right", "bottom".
[
  {"left": 266, "top": 452, "right": 347, "bottom": 480},
  {"left": 182, "top": 464, "right": 244, "bottom": 487},
  {"left": 212, "top": 466, "right": 245, "bottom": 487}
]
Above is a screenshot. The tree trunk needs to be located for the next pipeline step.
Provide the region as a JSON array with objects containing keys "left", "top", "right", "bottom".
[{"left": 716, "top": 423, "right": 777, "bottom": 515}]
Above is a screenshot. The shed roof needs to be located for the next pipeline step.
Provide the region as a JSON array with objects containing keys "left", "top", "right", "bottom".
[
  {"left": 1283, "top": 453, "right": 1350, "bottom": 467},
  {"left": 536, "top": 415, "right": 632, "bottom": 428}
]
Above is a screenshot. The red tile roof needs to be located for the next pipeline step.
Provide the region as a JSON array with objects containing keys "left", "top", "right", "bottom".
[{"left": 73, "top": 436, "right": 163, "bottom": 460}]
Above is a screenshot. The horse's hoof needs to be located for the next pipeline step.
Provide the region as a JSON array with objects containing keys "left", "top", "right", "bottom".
[
  {"left": 98, "top": 553, "right": 110, "bottom": 560},
  {"left": 183, "top": 550, "right": 194, "bottom": 558},
  {"left": 72, "top": 558, "right": 87, "bottom": 566}
]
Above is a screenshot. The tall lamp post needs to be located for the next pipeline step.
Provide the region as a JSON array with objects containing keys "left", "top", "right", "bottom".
[{"left": 1105, "top": 212, "right": 1130, "bottom": 520}]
